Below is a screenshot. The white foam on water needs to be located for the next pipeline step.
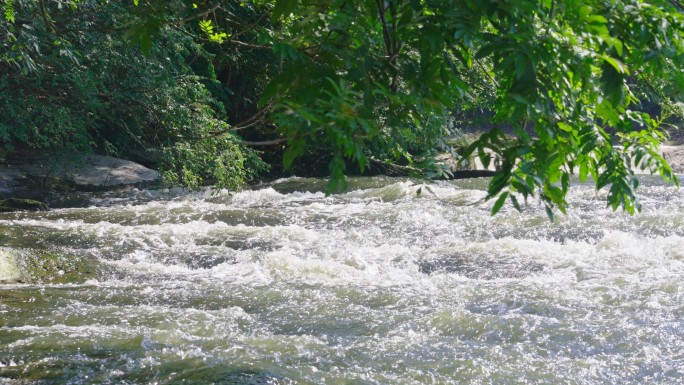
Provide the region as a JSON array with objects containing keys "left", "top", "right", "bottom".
[
  {"left": 228, "top": 187, "right": 326, "bottom": 207},
  {"left": 0, "top": 248, "right": 22, "bottom": 281},
  {"left": 2, "top": 177, "right": 684, "bottom": 384}
]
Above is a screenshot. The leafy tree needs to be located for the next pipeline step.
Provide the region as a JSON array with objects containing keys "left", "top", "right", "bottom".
[
  {"left": 253, "top": 0, "right": 683, "bottom": 215},
  {"left": 2, "top": 0, "right": 684, "bottom": 216},
  {"left": 0, "top": 0, "right": 268, "bottom": 189}
]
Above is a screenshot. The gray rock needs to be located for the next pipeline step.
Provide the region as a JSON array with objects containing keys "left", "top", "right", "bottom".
[
  {"left": 661, "top": 145, "right": 684, "bottom": 174},
  {"left": 0, "top": 166, "right": 26, "bottom": 196},
  {"left": 0, "top": 198, "right": 48, "bottom": 212},
  {"left": 0, "top": 154, "right": 159, "bottom": 201},
  {"left": 65, "top": 154, "right": 159, "bottom": 187},
  {"left": 16, "top": 154, "right": 159, "bottom": 188}
]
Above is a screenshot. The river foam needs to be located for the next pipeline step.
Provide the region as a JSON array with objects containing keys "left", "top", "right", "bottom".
[{"left": 0, "top": 176, "right": 683, "bottom": 384}]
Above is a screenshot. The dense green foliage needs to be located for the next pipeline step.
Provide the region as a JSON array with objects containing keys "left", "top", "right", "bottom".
[
  {"left": 0, "top": 0, "right": 268, "bottom": 189},
  {"left": 261, "top": 0, "right": 684, "bottom": 214},
  {"left": 2, "top": 0, "right": 684, "bottom": 214}
]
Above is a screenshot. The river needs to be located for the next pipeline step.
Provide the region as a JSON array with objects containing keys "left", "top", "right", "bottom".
[{"left": 0, "top": 176, "right": 683, "bottom": 384}]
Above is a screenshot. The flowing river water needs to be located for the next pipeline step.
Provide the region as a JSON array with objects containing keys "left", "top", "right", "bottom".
[{"left": 0, "top": 176, "right": 683, "bottom": 384}]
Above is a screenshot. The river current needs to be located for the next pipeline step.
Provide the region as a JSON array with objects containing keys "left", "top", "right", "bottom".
[{"left": 0, "top": 176, "right": 683, "bottom": 384}]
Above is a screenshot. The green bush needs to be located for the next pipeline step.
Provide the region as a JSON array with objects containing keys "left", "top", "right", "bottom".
[{"left": 0, "top": 0, "right": 268, "bottom": 189}]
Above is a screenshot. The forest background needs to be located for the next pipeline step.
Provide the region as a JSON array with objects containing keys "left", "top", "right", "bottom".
[{"left": 2, "top": 0, "right": 684, "bottom": 216}]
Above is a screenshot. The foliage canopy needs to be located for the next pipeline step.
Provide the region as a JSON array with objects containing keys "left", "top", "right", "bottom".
[
  {"left": 261, "top": 0, "right": 684, "bottom": 215},
  {"left": 2, "top": 0, "right": 684, "bottom": 215}
]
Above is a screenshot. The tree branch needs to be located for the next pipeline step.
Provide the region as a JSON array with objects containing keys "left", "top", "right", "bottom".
[
  {"left": 179, "top": 3, "right": 222, "bottom": 24},
  {"left": 668, "top": 0, "right": 684, "bottom": 13},
  {"left": 238, "top": 137, "right": 291, "bottom": 146}
]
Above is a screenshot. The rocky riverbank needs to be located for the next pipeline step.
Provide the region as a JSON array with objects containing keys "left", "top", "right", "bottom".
[
  {"left": 661, "top": 145, "right": 684, "bottom": 174},
  {"left": 1, "top": 142, "right": 682, "bottom": 212},
  {"left": 0, "top": 153, "right": 160, "bottom": 209}
]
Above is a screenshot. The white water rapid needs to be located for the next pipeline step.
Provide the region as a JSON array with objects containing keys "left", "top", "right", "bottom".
[{"left": 0, "top": 176, "right": 683, "bottom": 384}]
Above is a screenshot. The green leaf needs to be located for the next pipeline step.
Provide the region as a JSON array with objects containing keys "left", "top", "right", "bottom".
[
  {"left": 601, "top": 55, "right": 629, "bottom": 75},
  {"left": 474, "top": 44, "right": 498, "bottom": 60},
  {"left": 4, "top": 0, "right": 15, "bottom": 23},
  {"left": 137, "top": 32, "right": 152, "bottom": 54},
  {"left": 510, "top": 194, "right": 521, "bottom": 212},
  {"left": 491, "top": 191, "right": 509, "bottom": 216},
  {"left": 558, "top": 122, "right": 574, "bottom": 133},
  {"left": 606, "top": 37, "right": 623, "bottom": 56},
  {"left": 283, "top": 138, "right": 304, "bottom": 169},
  {"left": 545, "top": 205, "right": 555, "bottom": 222},
  {"left": 586, "top": 15, "right": 607, "bottom": 24},
  {"left": 600, "top": 63, "right": 626, "bottom": 108},
  {"left": 579, "top": 162, "right": 589, "bottom": 182},
  {"left": 326, "top": 154, "right": 347, "bottom": 194},
  {"left": 514, "top": 54, "right": 527, "bottom": 79},
  {"left": 272, "top": 0, "right": 297, "bottom": 22}
]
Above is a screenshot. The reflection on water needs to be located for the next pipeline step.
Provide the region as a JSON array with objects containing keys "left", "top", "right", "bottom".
[{"left": 1, "top": 176, "right": 683, "bottom": 384}]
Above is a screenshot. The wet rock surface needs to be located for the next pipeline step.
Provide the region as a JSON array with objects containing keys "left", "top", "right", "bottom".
[
  {"left": 0, "top": 166, "right": 29, "bottom": 198},
  {"left": 0, "top": 198, "right": 48, "bottom": 212},
  {"left": 13, "top": 153, "right": 159, "bottom": 188},
  {"left": 661, "top": 145, "right": 684, "bottom": 173},
  {"left": 0, "top": 248, "right": 101, "bottom": 284},
  {"left": 0, "top": 153, "right": 160, "bottom": 205}
]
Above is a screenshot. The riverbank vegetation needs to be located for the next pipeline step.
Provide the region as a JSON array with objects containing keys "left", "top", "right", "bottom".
[{"left": 2, "top": 0, "right": 684, "bottom": 215}]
